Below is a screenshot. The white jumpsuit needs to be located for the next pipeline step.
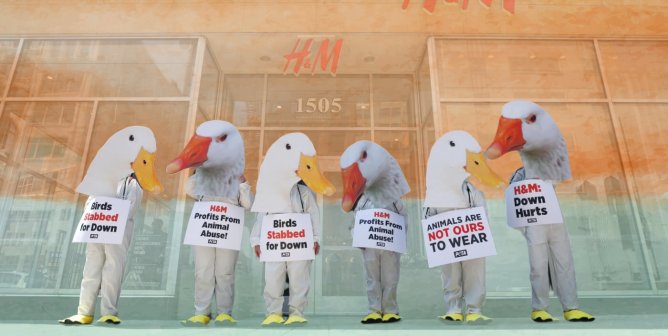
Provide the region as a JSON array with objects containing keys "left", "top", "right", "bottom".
[
  {"left": 423, "top": 181, "right": 487, "bottom": 315},
  {"left": 250, "top": 184, "right": 320, "bottom": 317},
  {"left": 78, "top": 175, "right": 142, "bottom": 317},
  {"left": 353, "top": 195, "right": 406, "bottom": 315},
  {"left": 510, "top": 168, "right": 579, "bottom": 311},
  {"left": 191, "top": 182, "right": 253, "bottom": 317}
]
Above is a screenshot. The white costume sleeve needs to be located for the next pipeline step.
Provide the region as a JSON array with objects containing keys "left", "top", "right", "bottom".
[
  {"left": 393, "top": 199, "right": 407, "bottom": 217},
  {"left": 238, "top": 182, "right": 254, "bottom": 210},
  {"left": 118, "top": 176, "right": 143, "bottom": 219},
  {"left": 297, "top": 184, "right": 321, "bottom": 244},
  {"left": 250, "top": 212, "right": 264, "bottom": 248}
]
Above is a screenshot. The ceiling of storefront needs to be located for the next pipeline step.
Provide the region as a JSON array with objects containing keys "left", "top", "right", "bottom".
[{"left": 205, "top": 32, "right": 429, "bottom": 74}]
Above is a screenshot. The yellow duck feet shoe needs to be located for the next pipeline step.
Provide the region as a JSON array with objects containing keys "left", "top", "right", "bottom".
[
  {"left": 285, "top": 315, "right": 308, "bottom": 325},
  {"left": 181, "top": 314, "right": 211, "bottom": 326},
  {"left": 439, "top": 312, "right": 464, "bottom": 323},
  {"left": 531, "top": 310, "right": 554, "bottom": 322},
  {"left": 361, "top": 312, "right": 383, "bottom": 324},
  {"left": 58, "top": 314, "right": 93, "bottom": 325},
  {"left": 261, "top": 314, "right": 285, "bottom": 326},
  {"left": 564, "top": 309, "right": 595, "bottom": 322},
  {"left": 97, "top": 315, "right": 122, "bottom": 325},
  {"left": 214, "top": 313, "right": 237, "bottom": 325},
  {"left": 382, "top": 313, "right": 401, "bottom": 323},
  {"left": 466, "top": 313, "right": 492, "bottom": 325}
]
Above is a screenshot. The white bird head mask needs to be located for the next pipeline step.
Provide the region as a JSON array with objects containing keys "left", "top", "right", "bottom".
[
  {"left": 166, "top": 120, "right": 245, "bottom": 198},
  {"left": 339, "top": 140, "right": 410, "bottom": 212},
  {"left": 166, "top": 120, "right": 244, "bottom": 172},
  {"left": 485, "top": 100, "right": 571, "bottom": 182},
  {"left": 425, "top": 131, "right": 504, "bottom": 208},
  {"left": 77, "top": 126, "right": 162, "bottom": 197},
  {"left": 251, "top": 132, "right": 335, "bottom": 213}
]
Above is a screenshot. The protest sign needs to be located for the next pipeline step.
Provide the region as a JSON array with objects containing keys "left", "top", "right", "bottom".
[
  {"left": 260, "top": 213, "right": 315, "bottom": 262},
  {"left": 73, "top": 196, "right": 130, "bottom": 244},
  {"left": 421, "top": 206, "right": 496, "bottom": 267},
  {"left": 183, "top": 201, "right": 245, "bottom": 250},
  {"left": 505, "top": 179, "right": 563, "bottom": 228},
  {"left": 352, "top": 208, "right": 407, "bottom": 253}
]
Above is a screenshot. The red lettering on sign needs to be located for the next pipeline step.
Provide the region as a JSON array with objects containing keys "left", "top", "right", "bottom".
[
  {"left": 514, "top": 183, "right": 541, "bottom": 195},
  {"left": 527, "top": 183, "right": 541, "bottom": 193},
  {"left": 374, "top": 212, "right": 390, "bottom": 219},
  {"left": 210, "top": 205, "right": 228, "bottom": 213}
]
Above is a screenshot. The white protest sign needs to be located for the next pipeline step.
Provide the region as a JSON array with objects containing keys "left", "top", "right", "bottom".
[
  {"left": 73, "top": 196, "right": 130, "bottom": 244},
  {"left": 260, "top": 213, "right": 315, "bottom": 262},
  {"left": 505, "top": 179, "right": 563, "bottom": 228},
  {"left": 183, "top": 201, "right": 245, "bottom": 250},
  {"left": 421, "top": 206, "right": 496, "bottom": 268},
  {"left": 352, "top": 209, "right": 407, "bottom": 254}
]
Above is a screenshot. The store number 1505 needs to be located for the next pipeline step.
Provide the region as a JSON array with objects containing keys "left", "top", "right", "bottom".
[{"left": 296, "top": 98, "right": 342, "bottom": 113}]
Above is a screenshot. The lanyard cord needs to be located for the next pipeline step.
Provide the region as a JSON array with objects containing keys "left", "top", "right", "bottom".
[
  {"left": 121, "top": 176, "right": 130, "bottom": 200},
  {"left": 297, "top": 186, "right": 305, "bottom": 213}
]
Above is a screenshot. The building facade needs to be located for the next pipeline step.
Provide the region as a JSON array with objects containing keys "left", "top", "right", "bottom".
[{"left": 0, "top": 0, "right": 666, "bottom": 319}]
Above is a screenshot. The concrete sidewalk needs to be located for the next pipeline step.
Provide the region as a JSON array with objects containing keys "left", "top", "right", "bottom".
[{"left": 3, "top": 315, "right": 668, "bottom": 336}]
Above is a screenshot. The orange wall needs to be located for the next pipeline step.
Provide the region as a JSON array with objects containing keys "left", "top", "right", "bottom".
[{"left": 0, "top": 0, "right": 667, "bottom": 37}]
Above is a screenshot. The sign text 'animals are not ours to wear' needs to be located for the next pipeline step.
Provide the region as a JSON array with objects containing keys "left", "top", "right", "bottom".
[
  {"left": 353, "top": 209, "right": 407, "bottom": 254},
  {"left": 183, "top": 201, "right": 245, "bottom": 250},
  {"left": 260, "top": 213, "right": 315, "bottom": 262},
  {"left": 73, "top": 196, "right": 130, "bottom": 244},
  {"left": 421, "top": 206, "right": 496, "bottom": 268}
]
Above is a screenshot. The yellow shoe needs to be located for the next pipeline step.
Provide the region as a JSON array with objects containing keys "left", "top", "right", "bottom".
[
  {"left": 285, "top": 315, "right": 308, "bottom": 325},
  {"left": 531, "top": 310, "right": 554, "bottom": 322},
  {"left": 466, "top": 313, "right": 492, "bottom": 324},
  {"left": 382, "top": 313, "right": 401, "bottom": 323},
  {"left": 181, "top": 314, "right": 211, "bottom": 326},
  {"left": 361, "top": 312, "right": 383, "bottom": 324},
  {"left": 261, "top": 314, "right": 285, "bottom": 326},
  {"left": 58, "top": 314, "right": 93, "bottom": 325},
  {"left": 564, "top": 309, "right": 595, "bottom": 322},
  {"left": 97, "top": 315, "right": 122, "bottom": 325},
  {"left": 214, "top": 313, "right": 237, "bottom": 325},
  {"left": 439, "top": 312, "right": 464, "bottom": 322}
]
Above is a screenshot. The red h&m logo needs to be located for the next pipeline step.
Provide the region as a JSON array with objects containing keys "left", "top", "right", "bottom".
[
  {"left": 402, "top": 0, "right": 515, "bottom": 14},
  {"left": 374, "top": 212, "right": 390, "bottom": 219},
  {"left": 283, "top": 38, "right": 344, "bottom": 76},
  {"left": 210, "top": 205, "right": 228, "bottom": 213}
]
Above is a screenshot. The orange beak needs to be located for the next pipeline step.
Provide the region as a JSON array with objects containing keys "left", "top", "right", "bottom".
[
  {"left": 485, "top": 116, "right": 525, "bottom": 160},
  {"left": 165, "top": 134, "right": 212, "bottom": 174},
  {"left": 341, "top": 163, "right": 366, "bottom": 212}
]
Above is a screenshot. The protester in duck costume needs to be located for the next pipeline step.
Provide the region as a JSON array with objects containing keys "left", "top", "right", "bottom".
[
  {"left": 340, "top": 141, "right": 409, "bottom": 324},
  {"left": 250, "top": 133, "right": 335, "bottom": 325},
  {"left": 485, "top": 100, "right": 595, "bottom": 322},
  {"left": 59, "top": 126, "right": 162, "bottom": 325},
  {"left": 166, "top": 120, "right": 253, "bottom": 326},
  {"left": 423, "top": 131, "right": 504, "bottom": 324}
]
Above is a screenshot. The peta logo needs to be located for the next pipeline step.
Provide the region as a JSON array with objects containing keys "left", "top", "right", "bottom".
[
  {"left": 281, "top": 252, "right": 291, "bottom": 257},
  {"left": 90, "top": 234, "right": 98, "bottom": 239},
  {"left": 376, "top": 242, "right": 386, "bottom": 247},
  {"left": 453, "top": 250, "right": 468, "bottom": 258},
  {"left": 374, "top": 212, "right": 390, "bottom": 219},
  {"left": 208, "top": 239, "right": 217, "bottom": 244},
  {"left": 528, "top": 218, "right": 538, "bottom": 223}
]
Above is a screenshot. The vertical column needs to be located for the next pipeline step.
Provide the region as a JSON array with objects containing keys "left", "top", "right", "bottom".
[{"left": 593, "top": 39, "right": 658, "bottom": 291}]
